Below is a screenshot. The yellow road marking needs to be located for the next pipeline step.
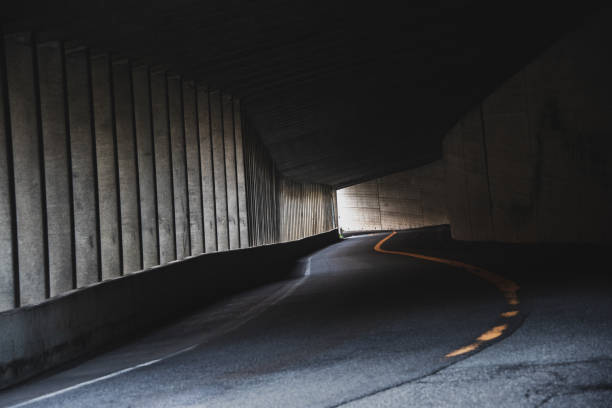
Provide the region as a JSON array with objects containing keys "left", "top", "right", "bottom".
[
  {"left": 476, "top": 324, "right": 507, "bottom": 341},
  {"left": 445, "top": 344, "right": 479, "bottom": 358},
  {"left": 373, "top": 231, "right": 521, "bottom": 358}
]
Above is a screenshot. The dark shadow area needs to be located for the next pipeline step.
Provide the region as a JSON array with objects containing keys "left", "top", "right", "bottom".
[{"left": 379, "top": 225, "right": 612, "bottom": 294}]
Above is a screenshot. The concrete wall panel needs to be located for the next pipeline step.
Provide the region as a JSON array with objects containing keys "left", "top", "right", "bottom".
[
  {"left": 90, "top": 53, "right": 121, "bottom": 280},
  {"left": 233, "top": 99, "right": 249, "bottom": 248},
  {"left": 442, "top": 14, "right": 612, "bottom": 244},
  {"left": 150, "top": 70, "right": 175, "bottom": 263},
  {"left": 167, "top": 75, "right": 190, "bottom": 259},
  {"left": 37, "top": 41, "right": 73, "bottom": 295},
  {"left": 4, "top": 33, "right": 46, "bottom": 305},
  {"left": 210, "top": 90, "right": 229, "bottom": 251},
  {"left": 222, "top": 93, "right": 239, "bottom": 250},
  {"left": 183, "top": 81, "right": 203, "bottom": 255},
  {"left": 112, "top": 59, "right": 141, "bottom": 273},
  {"left": 0, "top": 42, "right": 15, "bottom": 311},
  {"left": 197, "top": 87, "right": 217, "bottom": 252},
  {"left": 337, "top": 162, "right": 448, "bottom": 232},
  {"left": 132, "top": 65, "right": 159, "bottom": 267},
  {"left": 65, "top": 47, "right": 99, "bottom": 287}
]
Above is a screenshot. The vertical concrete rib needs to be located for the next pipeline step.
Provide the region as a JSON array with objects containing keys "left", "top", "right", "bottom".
[
  {"left": 196, "top": 86, "right": 217, "bottom": 252},
  {"left": 222, "top": 93, "right": 239, "bottom": 250},
  {"left": 65, "top": 46, "right": 99, "bottom": 287},
  {"left": 167, "top": 75, "right": 189, "bottom": 259},
  {"left": 91, "top": 52, "right": 121, "bottom": 279},
  {"left": 36, "top": 41, "right": 74, "bottom": 295},
  {"left": 0, "top": 37, "right": 16, "bottom": 310},
  {"left": 4, "top": 33, "right": 46, "bottom": 305},
  {"left": 112, "top": 59, "right": 141, "bottom": 273},
  {"left": 183, "top": 81, "right": 203, "bottom": 254},
  {"left": 209, "top": 90, "right": 229, "bottom": 251},
  {"left": 132, "top": 65, "right": 159, "bottom": 267},
  {"left": 150, "top": 69, "right": 175, "bottom": 263},
  {"left": 233, "top": 98, "right": 248, "bottom": 248}
]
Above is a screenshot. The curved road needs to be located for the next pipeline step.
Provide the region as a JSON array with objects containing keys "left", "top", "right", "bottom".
[{"left": 1, "top": 229, "right": 611, "bottom": 407}]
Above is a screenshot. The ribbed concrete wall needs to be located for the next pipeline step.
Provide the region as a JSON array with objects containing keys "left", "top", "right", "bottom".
[
  {"left": 444, "top": 14, "right": 612, "bottom": 244},
  {"left": 0, "top": 35, "right": 263, "bottom": 312},
  {"left": 0, "top": 31, "right": 337, "bottom": 313},
  {"left": 337, "top": 161, "right": 448, "bottom": 232},
  {"left": 243, "top": 121, "right": 337, "bottom": 246}
]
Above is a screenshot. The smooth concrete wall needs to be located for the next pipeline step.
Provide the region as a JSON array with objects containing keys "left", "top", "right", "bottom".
[
  {"left": 338, "top": 13, "right": 612, "bottom": 245},
  {"left": 444, "top": 13, "right": 612, "bottom": 244},
  {"left": 0, "top": 229, "right": 340, "bottom": 389},
  {"left": 132, "top": 65, "right": 159, "bottom": 268},
  {"left": 337, "top": 161, "right": 449, "bottom": 232}
]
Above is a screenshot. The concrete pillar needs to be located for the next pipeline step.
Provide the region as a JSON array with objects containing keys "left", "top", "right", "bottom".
[
  {"left": 183, "top": 81, "right": 203, "bottom": 254},
  {"left": 4, "top": 33, "right": 46, "bottom": 305},
  {"left": 65, "top": 46, "right": 100, "bottom": 287},
  {"left": 0, "top": 41, "right": 15, "bottom": 311},
  {"left": 132, "top": 65, "right": 159, "bottom": 267},
  {"left": 112, "top": 59, "right": 141, "bottom": 273},
  {"left": 222, "top": 93, "right": 239, "bottom": 250},
  {"left": 196, "top": 86, "right": 217, "bottom": 252},
  {"left": 233, "top": 98, "right": 249, "bottom": 248},
  {"left": 150, "top": 69, "right": 175, "bottom": 263},
  {"left": 209, "top": 90, "right": 229, "bottom": 251},
  {"left": 36, "top": 41, "right": 73, "bottom": 295},
  {"left": 167, "top": 75, "right": 190, "bottom": 259},
  {"left": 90, "top": 52, "right": 121, "bottom": 279}
]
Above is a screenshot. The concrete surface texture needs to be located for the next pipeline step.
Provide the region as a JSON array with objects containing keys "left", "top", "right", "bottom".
[
  {"left": 339, "top": 13, "right": 612, "bottom": 245},
  {"left": 0, "top": 34, "right": 335, "bottom": 312},
  {"left": 337, "top": 161, "right": 448, "bottom": 232},
  {"left": 243, "top": 121, "right": 337, "bottom": 246},
  {"left": 0, "top": 227, "right": 609, "bottom": 407},
  {"left": 36, "top": 40, "right": 73, "bottom": 297},
  {"left": 90, "top": 52, "right": 122, "bottom": 280},
  {"left": 444, "top": 12, "right": 612, "bottom": 244}
]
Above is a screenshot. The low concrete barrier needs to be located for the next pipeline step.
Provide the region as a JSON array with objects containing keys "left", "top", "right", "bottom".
[{"left": 0, "top": 229, "right": 339, "bottom": 389}]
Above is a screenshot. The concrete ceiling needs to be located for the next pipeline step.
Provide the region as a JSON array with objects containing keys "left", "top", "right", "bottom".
[{"left": 1, "top": 1, "right": 603, "bottom": 187}]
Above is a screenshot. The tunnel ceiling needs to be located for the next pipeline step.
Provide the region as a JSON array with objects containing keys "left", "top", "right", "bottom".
[{"left": 1, "top": 0, "right": 602, "bottom": 188}]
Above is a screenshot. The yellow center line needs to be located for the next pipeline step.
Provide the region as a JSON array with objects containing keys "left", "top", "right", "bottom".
[{"left": 373, "top": 231, "right": 521, "bottom": 358}]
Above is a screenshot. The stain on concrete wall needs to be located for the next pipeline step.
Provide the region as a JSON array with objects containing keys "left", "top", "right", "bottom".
[{"left": 444, "top": 13, "right": 612, "bottom": 244}]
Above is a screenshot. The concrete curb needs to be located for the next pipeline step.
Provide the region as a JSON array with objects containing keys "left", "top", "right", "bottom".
[{"left": 0, "top": 229, "right": 340, "bottom": 390}]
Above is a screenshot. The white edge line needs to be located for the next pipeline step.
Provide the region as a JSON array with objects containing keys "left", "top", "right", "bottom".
[{"left": 7, "top": 257, "right": 313, "bottom": 408}]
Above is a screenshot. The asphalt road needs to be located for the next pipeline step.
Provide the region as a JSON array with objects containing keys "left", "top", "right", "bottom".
[{"left": 1, "top": 228, "right": 611, "bottom": 407}]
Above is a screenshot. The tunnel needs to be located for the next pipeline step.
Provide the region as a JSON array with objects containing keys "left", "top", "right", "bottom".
[{"left": 0, "top": 1, "right": 611, "bottom": 406}]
